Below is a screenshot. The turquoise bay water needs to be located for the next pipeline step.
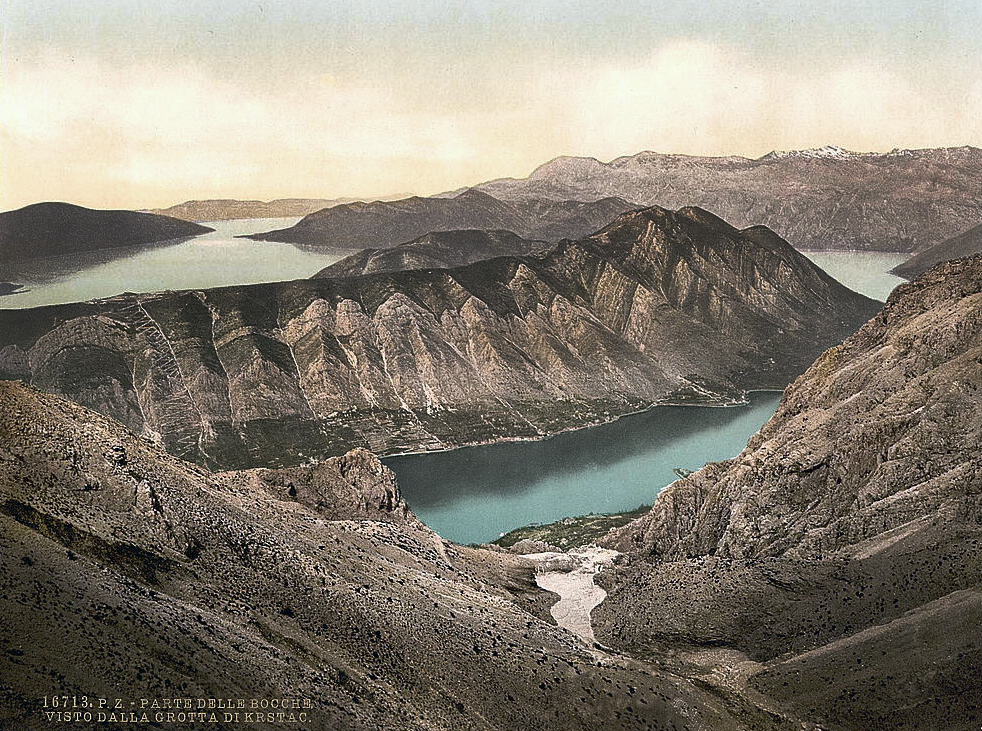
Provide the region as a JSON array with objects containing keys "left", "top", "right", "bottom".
[
  {"left": 0, "top": 218, "right": 350, "bottom": 309},
  {"left": 803, "top": 250, "right": 908, "bottom": 302},
  {"left": 386, "top": 393, "right": 781, "bottom": 545}
]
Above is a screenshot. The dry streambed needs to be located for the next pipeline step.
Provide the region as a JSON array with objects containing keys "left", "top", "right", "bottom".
[{"left": 524, "top": 546, "right": 619, "bottom": 645}]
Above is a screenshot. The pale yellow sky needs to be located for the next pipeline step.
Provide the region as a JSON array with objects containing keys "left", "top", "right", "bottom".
[{"left": 2, "top": 0, "right": 980, "bottom": 211}]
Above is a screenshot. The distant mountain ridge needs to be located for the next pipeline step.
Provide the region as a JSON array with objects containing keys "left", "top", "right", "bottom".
[
  {"left": 147, "top": 197, "right": 401, "bottom": 222},
  {"left": 890, "top": 222, "right": 982, "bottom": 279},
  {"left": 455, "top": 146, "right": 982, "bottom": 252},
  {"left": 0, "top": 205, "right": 878, "bottom": 470},
  {"left": 242, "top": 190, "right": 637, "bottom": 250},
  {"left": 0, "top": 202, "right": 213, "bottom": 261},
  {"left": 312, "top": 229, "right": 549, "bottom": 279},
  {"left": 760, "top": 144, "right": 858, "bottom": 159}
]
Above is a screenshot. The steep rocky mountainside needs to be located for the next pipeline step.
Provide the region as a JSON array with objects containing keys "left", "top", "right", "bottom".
[
  {"left": 597, "top": 255, "right": 982, "bottom": 731},
  {"left": 313, "top": 229, "right": 549, "bottom": 279},
  {"left": 0, "top": 202, "right": 214, "bottom": 261},
  {"left": 0, "top": 380, "right": 801, "bottom": 731},
  {"left": 462, "top": 146, "right": 982, "bottom": 252},
  {"left": 891, "top": 222, "right": 982, "bottom": 279},
  {"left": 243, "top": 190, "right": 635, "bottom": 249},
  {"left": 0, "top": 206, "right": 878, "bottom": 470},
  {"left": 147, "top": 197, "right": 367, "bottom": 222}
]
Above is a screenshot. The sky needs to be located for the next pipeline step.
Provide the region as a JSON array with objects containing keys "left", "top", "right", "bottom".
[{"left": 2, "top": 0, "right": 981, "bottom": 210}]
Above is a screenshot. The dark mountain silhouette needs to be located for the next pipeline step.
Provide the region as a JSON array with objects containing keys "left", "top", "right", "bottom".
[
  {"left": 313, "top": 229, "right": 549, "bottom": 278},
  {"left": 242, "top": 190, "right": 636, "bottom": 250},
  {"left": 0, "top": 202, "right": 213, "bottom": 260},
  {"left": 890, "top": 222, "right": 982, "bottom": 279}
]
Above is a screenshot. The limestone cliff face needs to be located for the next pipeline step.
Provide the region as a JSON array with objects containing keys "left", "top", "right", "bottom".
[
  {"left": 0, "top": 380, "right": 793, "bottom": 731},
  {"left": 231, "top": 448, "right": 414, "bottom": 522},
  {"left": 596, "top": 256, "right": 982, "bottom": 731},
  {"left": 0, "top": 206, "right": 879, "bottom": 469},
  {"left": 605, "top": 254, "right": 982, "bottom": 560}
]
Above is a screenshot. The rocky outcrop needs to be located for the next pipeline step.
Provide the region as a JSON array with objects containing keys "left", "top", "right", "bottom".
[
  {"left": 463, "top": 146, "right": 982, "bottom": 252},
  {"left": 243, "top": 190, "right": 635, "bottom": 249},
  {"left": 890, "top": 222, "right": 982, "bottom": 279},
  {"left": 0, "top": 202, "right": 214, "bottom": 261},
  {"left": 0, "top": 379, "right": 800, "bottom": 731},
  {"left": 596, "top": 255, "right": 982, "bottom": 731},
  {"left": 230, "top": 448, "right": 415, "bottom": 522},
  {"left": 313, "top": 229, "right": 549, "bottom": 278},
  {"left": 0, "top": 206, "right": 879, "bottom": 470}
]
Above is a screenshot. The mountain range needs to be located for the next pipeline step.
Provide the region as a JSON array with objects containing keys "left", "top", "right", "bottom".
[
  {"left": 0, "top": 206, "right": 878, "bottom": 470},
  {"left": 1, "top": 253, "right": 978, "bottom": 730},
  {"left": 146, "top": 197, "right": 385, "bottom": 222},
  {"left": 22, "top": 146, "right": 976, "bottom": 266},
  {"left": 0, "top": 202, "right": 213, "bottom": 261},
  {"left": 242, "top": 191, "right": 636, "bottom": 250},
  {"left": 452, "top": 146, "right": 982, "bottom": 252}
]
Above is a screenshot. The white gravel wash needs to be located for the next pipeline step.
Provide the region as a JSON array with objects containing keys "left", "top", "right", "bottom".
[{"left": 525, "top": 546, "right": 620, "bottom": 645}]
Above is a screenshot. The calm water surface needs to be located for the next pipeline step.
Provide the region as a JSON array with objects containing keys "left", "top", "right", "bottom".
[
  {"left": 803, "top": 250, "right": 908, "bottom": 302},
  {"left": 386, "top": 393, "right": 781, "bottom": 545},
  {"left": 0, "top": 218, "right": 350, "bottom": 309}
]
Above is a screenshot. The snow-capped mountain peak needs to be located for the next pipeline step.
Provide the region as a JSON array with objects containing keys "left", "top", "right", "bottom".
[{"left": 761, "top": 145, "right": 860, "bottom": 160}]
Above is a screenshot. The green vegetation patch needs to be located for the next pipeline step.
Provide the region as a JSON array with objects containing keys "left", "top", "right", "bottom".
[{"left": 493, "top": 504, "right": 651, "bottom": 550}]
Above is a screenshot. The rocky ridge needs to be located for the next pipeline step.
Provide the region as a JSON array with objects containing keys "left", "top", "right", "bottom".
[
  {"left": 595, "top": 255, "right": 982, "bottom": 731},
  {"left": 460, "top": 146, "right": 982, "bottom": 252},
  {"left": 0, "top": 206, "right": 878, "bottom": 470},
  {"left": 243, "top": 190, "right": 636, "bottom": 249},
  {"left": 890, "top": 222, "right": 982, "bottom": 279}
]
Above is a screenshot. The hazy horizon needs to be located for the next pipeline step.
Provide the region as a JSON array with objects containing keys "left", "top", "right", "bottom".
[
  {"left": 2, "top": 0, "right": 980, "bottom": 211},
  {"left": 3, "top": 143, "right": 982, "bottom": 215}
]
